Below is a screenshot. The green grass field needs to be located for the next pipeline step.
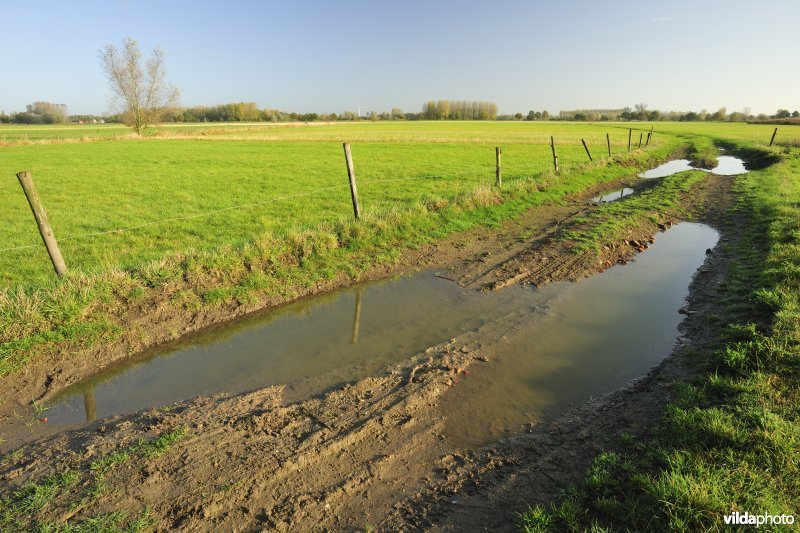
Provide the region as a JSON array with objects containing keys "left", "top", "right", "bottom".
[{"left": 1, "top": 122, "right": 680, "bottom": 288}]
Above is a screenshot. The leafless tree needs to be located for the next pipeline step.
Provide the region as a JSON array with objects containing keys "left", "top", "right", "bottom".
[{"left": 100, "top": 37, "right": 180, "bottom": 135}]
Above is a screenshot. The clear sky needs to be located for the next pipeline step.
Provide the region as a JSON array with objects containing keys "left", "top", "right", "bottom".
[{"left": 1, "top": 0, "right": 798, "bottom": 116}]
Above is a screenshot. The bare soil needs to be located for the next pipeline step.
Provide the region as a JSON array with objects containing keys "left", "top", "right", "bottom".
[{"left": 0, "top": 171, "right": 736, "bottom": 531}]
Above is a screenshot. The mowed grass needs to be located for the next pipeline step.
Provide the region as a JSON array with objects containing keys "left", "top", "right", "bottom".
[{"left": 1, "top": 124, "right": 666, "bottom": 288}]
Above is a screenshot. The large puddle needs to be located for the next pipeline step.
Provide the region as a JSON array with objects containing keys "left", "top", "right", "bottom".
[
  {"left": 47, "top": 224, "right": 718, "bottom": 449},
  {"left": 47, "top": 273, "right": 563, "bottom": 424},
  {"left": 441, "top": 222, "right": 718, "bottom": 447},
  {"left": 639, "top": 156, "right": 747, "bottom": 178}
]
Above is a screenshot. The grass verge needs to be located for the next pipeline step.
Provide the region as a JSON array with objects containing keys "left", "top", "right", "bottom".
[{"left": 520, "top": 141, "right": 799, "bottom": 531}]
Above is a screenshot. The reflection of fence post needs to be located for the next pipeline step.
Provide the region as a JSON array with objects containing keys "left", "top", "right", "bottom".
[
  {"left": 83, "top": 389, "right": 97, "bottom": 422},
  {"left": 550, "top": 136, "right": 559, "bottom": 174},
  {"left": 351, "top": 288, "right": 362, "bottom": 344},
  {"left": 770, "top": 128, "right": 778, "bottom": 146},
  {"left": 342, "top": 143, "right": 360, "bottom": 220},
  {"left": 628, "top": 128, "right": 632, "bottom": 152},
  {"left": 581, "top": 139, "right": 593, "bottom": 162},
  {"left": 16, "top": 171, "right": 67, "bottom": 277},
  {"left": 607, "top": 133, "right": 611, "bottom": 157},
  {"left": 495, "top": 147, "right": 502, "bottom": 187}
]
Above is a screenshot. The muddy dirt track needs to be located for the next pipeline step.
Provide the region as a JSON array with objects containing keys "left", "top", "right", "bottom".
[{"left": 1, "top": 171, "right": 735, "bottom": 531}]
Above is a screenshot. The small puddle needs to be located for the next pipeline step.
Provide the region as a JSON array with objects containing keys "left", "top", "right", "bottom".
[
  {"left": 711, "top": 155, "right": 748, "bottom": 176},
  {"left": 639, "top": 156, "right": 747, "bottom": 178},
  {"left": 440, "top": 222, "right": 718, "bottom": 447},
  {"left": 592, "top": 188, "right": 634, "bottom": 203},
  {"left": 46, "top": 224, "right": 718, "bottom": 446},
  {"left": 638, "top": 159, "right": 694, "bottom": 178}
]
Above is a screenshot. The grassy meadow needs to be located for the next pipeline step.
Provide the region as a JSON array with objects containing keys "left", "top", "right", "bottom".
[{"left": 1, "top": 122, "right": 677, "bottom": 288}]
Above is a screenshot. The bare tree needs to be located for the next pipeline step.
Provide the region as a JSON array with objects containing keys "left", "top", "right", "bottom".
[{"left": 100, "top": 37, "right": 179, "bottom": 135}]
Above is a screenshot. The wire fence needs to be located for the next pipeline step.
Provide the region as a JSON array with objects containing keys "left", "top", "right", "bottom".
[
  {"left": 0, "top": 163, "right": 512, "bottom": 255},
  {"left": 0, "top": 127, "right": 734, "bottom": 279}
]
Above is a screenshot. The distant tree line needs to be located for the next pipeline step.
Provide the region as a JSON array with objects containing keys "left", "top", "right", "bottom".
[
  {"left": 555, "top": 104, "right": 800, "bottom": 123},
  {"left": 421, "top": 100, "right": 498, "bottom": 120},
  {"left": 0, "top": 102, "right": 68, "bottom": 124},
  {"left": 3, "top": 100, "right": 798, "bottom": 126}
]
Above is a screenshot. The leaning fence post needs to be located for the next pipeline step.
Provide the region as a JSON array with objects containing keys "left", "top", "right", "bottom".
[
  {"left": 581, "top": 139, "right": 593, "bottom": 162},
  {"left": 495, "top": 146, "right": 502, "bottom": 187},
  {"left": 342, "top": 143, "right": 360, "bottom": 220},
  {"left": 16, "top": 171, "right": 67, "bottom": 277},
  {"left": 607, "top": 133, "right": 611, "bottom": 157},
  {"left": 638, "top": 132, "right": 643, "bottom": 148},
  {"left": 646, "top": 131, "right": 652, "bottom": 147},
  {"left": 769, "top": 127, "right": 778, "bottom": 146},
  {"left": 550, "top": 136, "right": 559, "bottom": 174},
  {"left": 628, "top": 128, "right": 632, "bottom": 152}
]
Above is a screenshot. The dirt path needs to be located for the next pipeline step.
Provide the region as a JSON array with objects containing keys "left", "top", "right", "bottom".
[{"left": 0, "top": 171, "right": 736, "bottom": 531}]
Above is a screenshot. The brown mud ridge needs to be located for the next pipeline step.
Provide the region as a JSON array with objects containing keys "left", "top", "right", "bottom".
[{"left": 1, "top": 172, "right": 735, "bottom": 531}]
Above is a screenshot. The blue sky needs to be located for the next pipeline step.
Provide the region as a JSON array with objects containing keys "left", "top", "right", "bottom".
[{"left": 1, "top": 0, "right": 798, "bottom": 116}]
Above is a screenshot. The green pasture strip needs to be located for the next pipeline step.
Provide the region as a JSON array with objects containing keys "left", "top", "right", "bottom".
[
  {"left": 0, "top": 137, "right": 677, "bottom": 378},
  {"left": 521, "top": 141, "right": 800, "bottom": 532},
  {"left": 561, "top": 169, "right": 708, "bottom": 252},
  {"left": 2, "top": 137, "right": 661, "bottom": 288}
]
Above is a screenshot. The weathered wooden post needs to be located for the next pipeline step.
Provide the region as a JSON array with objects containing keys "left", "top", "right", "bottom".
[
  {"left": 550, "top": 136, "right": 559, "bottom": 174},
  {"left": 581, "top": 139, "right": 593, "bottom": 162},
  {"left": 495, "top": 146, "right": 502, "bottom": 187},
  {"left": 607, "top": 133, "right": 612, "bottom": 157},
  {"left": 638, "top": 132, "right": 643, "bottom": 148},
  {"left": 351, "top": 288, "right": 362, "bottom": 344},
  {"left": 16, "top": 171, "right": 67, "bottom": 277},
  {"left": 770, "top": 127, "right": 778, "bottom": 146},
  {"left": 646, "top": 131, "right": 652, "bottom": 147},
  {"left": 628, "top": 128, "right": 632, "bottom": 152},
  {"left": 342, "top": 143, "right": 360, "bottom": 220}
]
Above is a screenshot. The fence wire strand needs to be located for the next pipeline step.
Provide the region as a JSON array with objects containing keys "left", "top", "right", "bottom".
[{"left": 0, "top": 165, "right": 504, "bottom": 255}]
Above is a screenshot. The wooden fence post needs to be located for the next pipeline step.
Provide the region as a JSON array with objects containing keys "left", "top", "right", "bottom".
[
  {"left": 628, "top": 128, "right": 632, "bottom": 152},
  {"left": 550, "top": 136, "right": 559, "bottom": 174},
  {"left": 770, "top": 127, "right": 778, "bottom": 146},
  {"left": 645, "top": 131, "right": 652, "bottom": 147},
  {"left": 581, "top": 139, "right": 593, "bottom": 162},
  {"left": 342, "top": 143, "right": 360, "bottom": 220},
  {"left": 607, "top": 133, "right": 612, "bottom": 157},
  {"left": 16, "top": 171, "right": 67, "bottom": 277},
  {"left": 638, "top": 132, "right": 643, "bottom": 148},
  {"left": 495, "top": 146, "right": 502, "bottom": 187}
]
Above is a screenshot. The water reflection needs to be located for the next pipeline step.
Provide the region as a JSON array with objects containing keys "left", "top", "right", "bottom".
[
  {"left": 638, "top": 159, "right": 694, "bottom": 179},
  {"left": 639, "top": 157, "right": 747, "bottom": 179},
  {"left": 592, "top": 188, "right": 634, "bottom": 203},
  {"left": 47, "top": 271, "right": 561, "bottom": 424}
]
